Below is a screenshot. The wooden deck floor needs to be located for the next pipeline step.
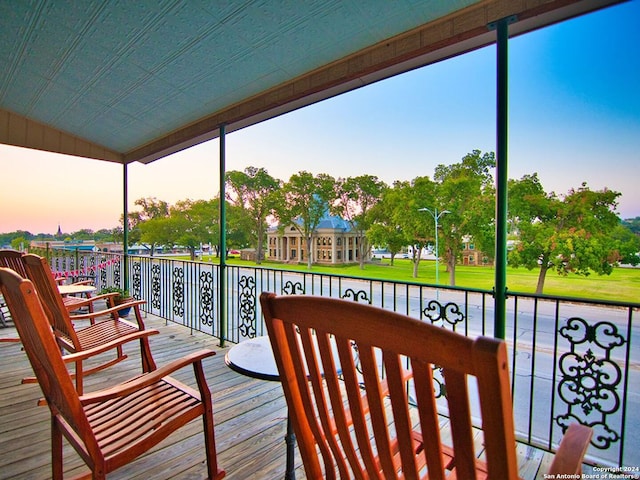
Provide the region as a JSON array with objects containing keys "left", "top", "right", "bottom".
[{"left": 0, "top": 313, "right": 561, "bottom": 480}]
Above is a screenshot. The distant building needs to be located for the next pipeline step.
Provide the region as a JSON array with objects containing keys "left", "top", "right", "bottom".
[
  {"left": 461, "top": 235, "right": 492, "bottom": 266},
  {"left": 267, "top": 212, "right": 361, "bottom": 265}
]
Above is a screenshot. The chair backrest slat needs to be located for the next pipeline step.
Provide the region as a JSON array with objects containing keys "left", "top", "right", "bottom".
[
  {"left": 260, "top": 292, "right": 521, "bottom": 480},
  {"left": 0, "top": 250, "right": 28, "bottom": 277},
  {"left": 22, "top": 254, "right": 80, "bottom": 347}
]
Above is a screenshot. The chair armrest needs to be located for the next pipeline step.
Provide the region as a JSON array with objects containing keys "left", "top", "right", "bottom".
[
  {"left": 79, "top": 349, "right": 216, "bottom": 404},
  {"left": 547, "top": 423, "right": 593, "bottom": 475},
  {"left": 70, "top": 299, "right": 146, "bottom": 320},
  {"left": 60, "top": 329, "right": 159, "bottom": 363},
  {"left": 64, "top": 292, "right": 118, "bottom": 309}
]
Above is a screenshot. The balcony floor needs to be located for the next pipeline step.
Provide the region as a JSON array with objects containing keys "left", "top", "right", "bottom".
[{"left": 0, "top": 313, "right": 563, "bottom": 479}]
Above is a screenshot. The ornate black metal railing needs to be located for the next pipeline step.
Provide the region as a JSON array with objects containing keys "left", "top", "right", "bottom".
[{"left": 42, "top": 249, "right": 638, "bottom": 469}]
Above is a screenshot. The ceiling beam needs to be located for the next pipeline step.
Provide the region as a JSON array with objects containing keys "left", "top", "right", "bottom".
[{"left": 0, "top": 108, "right": 122, "bottom": 163}]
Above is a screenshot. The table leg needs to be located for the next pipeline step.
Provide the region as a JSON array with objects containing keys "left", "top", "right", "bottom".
[{"left": 285, "top": 412, "right": 296, "bottom": 480}]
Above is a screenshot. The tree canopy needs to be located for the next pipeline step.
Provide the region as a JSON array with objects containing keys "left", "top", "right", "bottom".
[
  {"left": 226, "top": 167, "right": 280, "bottom": 264},
  {"left": 275, "top": 171, "right": 335, "bottom": 269},
  {"left": 508, "top": 178, "right": 623, "bottom": 293}
]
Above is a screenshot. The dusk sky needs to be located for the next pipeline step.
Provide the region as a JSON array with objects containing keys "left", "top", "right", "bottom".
[{"left": 1, "top": 1, "right": 639, "bottom": 234}]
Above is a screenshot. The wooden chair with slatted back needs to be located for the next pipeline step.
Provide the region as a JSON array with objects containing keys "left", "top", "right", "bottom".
[
  {"left": 260, "top": 292, "right": 593, "bottom": 480},
  {"left": 21, "top": 253, "right": 159, "bottom": 395},
  {"left": 0, "top": 267, "right": 225, "bottom": 480},
  {"left": 0, "top": 249, "right": 30, "bottom": 342},
  {"left": 0, "top": 249, "right": 105, "bottom": 317}
]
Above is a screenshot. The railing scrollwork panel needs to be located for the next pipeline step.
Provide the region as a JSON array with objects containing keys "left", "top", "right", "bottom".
[
  {"left": 151, "top": 264, "right": 161, "bottom": 309},
  {"left": 238, "top": 275, "right": 256, "bottom": 338},
  {"left": 199, "top": 270, "right": 214, "bottom": 327},
  {"left": 132, "top": 261, "right": 141, "bottom": 300},
  {"left": 282, "top": 280, "right": 304, "bottom": 295},
  {"left": 172, "top": 266, "right": 184, "bottom": 317},
  {"left": 422, "top": 299, "right": 465, "bottom": 328},
  {"left": 555, "top": 316, "right": 627, "bottom": 451},
  {"left": 341, "top": 288, "right": 370, "bottom": 303}
]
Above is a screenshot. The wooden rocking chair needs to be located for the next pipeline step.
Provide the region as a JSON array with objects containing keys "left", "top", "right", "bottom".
[
  {"left": 260, "top": 292, "right": 593, "bottom": 480},
  {"left": 0, "top": 249, "right": 108, "bottom": 317},
  {"left": 0, "top": 267, "right": 225, "bottom": 480},
  {"left": 20, "top": 253, "right": 159, "bottom": 395}
]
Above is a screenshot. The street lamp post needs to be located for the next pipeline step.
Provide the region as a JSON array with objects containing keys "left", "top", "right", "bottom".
[{"left": 418, "top": 207, "right": 450, "bottom": 286}]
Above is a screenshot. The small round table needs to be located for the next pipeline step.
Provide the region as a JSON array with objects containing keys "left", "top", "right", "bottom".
[
  {"left": 58, "top": 284, "right": 96, "bottom": 296},
  {"left": 225, "top": 336, "right": 297, "bottom": 480}
]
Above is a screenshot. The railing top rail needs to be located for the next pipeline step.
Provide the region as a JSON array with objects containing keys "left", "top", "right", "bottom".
[
  {"left": 507, "top": 289, "right": 640, "bottom": 309},
  {"left": 125, "top": 254, "right": 640, "bottom": 309}
]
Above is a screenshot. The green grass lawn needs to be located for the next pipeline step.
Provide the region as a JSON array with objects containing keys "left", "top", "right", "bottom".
[{"left": 190, "top": 255, "right": 639, "bottom": 303}]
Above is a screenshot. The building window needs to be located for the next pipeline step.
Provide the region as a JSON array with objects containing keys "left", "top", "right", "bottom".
[{"left": 291, "top": 249, "right": 296, "bottom": 258}]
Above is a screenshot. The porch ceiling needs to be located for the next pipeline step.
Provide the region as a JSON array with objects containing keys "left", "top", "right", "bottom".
[{"left": 0, "top": 0, "right": 623, "bottom": 165}]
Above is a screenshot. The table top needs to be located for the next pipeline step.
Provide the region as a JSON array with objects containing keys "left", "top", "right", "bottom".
[
  {"left": 225, "top": 336, "right": 280, "bottom": 381},
  {"left": 225, "top": 334, "right": 342, "bottom": 383},
  {"left": 58, "top": 284, "right": 96, "bottom": 295}
]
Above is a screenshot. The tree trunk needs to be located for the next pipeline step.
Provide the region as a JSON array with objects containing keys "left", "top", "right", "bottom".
[
  {"left": 536, "top": 263, "right": 549, "bottom": 294},
  {"left": 447, "top": 255, "right": 456, "bottom": 286},
  {"left": 306, "top": 236, "right": 313, "bottom": 269},
  {"left": 440, "top": 246, "right": 456, "bottom": 286},
  {"left": 412, "top": 248, "right": 421, "bottom": 278},
  {"left": 256, "top": 228, "right": 263, "bottom": 265},
  {"left": 358, "top": 234, "right": 367, "bottom": 270}
]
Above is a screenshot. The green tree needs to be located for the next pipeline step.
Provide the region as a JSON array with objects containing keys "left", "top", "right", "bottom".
[
  {"left": 0, "top": 231, "right": 33, "bottom": 248},
  {"left": 121, "top": 197, "right": 170, "bottom": 253},
  {"left": 10, "top": 236, "right": 28, "bottom": 251},
  {"left": 508, "top": 178, "right": 621, "bottom": 294},
  {"left": 332, "top": 175, "right": 387, "bottom": 269},
  {"left": 367, "top": 184, "right": 412, "bottom": 266},
  {"left": 385, "top": 177, "right": 438, "bottom": 278},
  {"left": 70, "top": 229, "right": 95, "bottom": 240},
  {"left": 433, "top": 150, "right": 496, "bottom": 286},
  {"left": 609, "top": 223, "right": 640, "bottom": 266},
  {"left": 139, "top": 216, "right": 176, "bottom": 253},
  {"left": 171, "top": 199, "right": 218, "bottom": 261},
  {"left": 226, "top": 202, "right": 253, "bottom": 254},
  {"left": 226, "top": 167, "right": 280, "bottom": 264},
  {"left": 277, "top": 171, "right": 335, "bottom": 269},
  {"left": 622, "top": 216, "right": 640, "bottom": 235}
]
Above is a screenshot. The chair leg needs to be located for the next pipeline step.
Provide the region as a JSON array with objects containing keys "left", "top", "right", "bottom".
[
  {"left": 195, "top": 361, "right": 225, "bottom": 480},
  {"left": 139, "top": 337, "right": 157, "bottom": 372},
  {"left": 52, "top": 417, "right": 64, "bottom": 480},
  {"left": 203, "top": 408, "right": 225, "bottom": 479}
]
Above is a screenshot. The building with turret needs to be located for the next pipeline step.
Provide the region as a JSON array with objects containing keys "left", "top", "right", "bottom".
[{"left": 266, "top": 212, "right": 362, "bottom": 265}]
